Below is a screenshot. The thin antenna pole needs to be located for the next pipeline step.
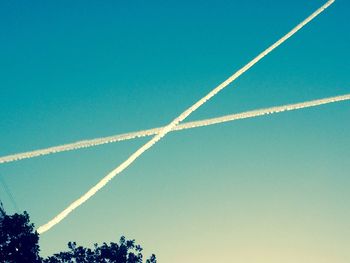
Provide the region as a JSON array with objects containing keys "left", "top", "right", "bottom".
[{"left": 0, "top": 201, "right": 5, "bottom": 218}]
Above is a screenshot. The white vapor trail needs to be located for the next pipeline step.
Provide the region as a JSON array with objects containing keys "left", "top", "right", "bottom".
[
  {"left": 37, "top": 0, "right": 335, "bottom": 234},
  {"left": 1, "top": 93, "right": 349, "bottom": 165}
]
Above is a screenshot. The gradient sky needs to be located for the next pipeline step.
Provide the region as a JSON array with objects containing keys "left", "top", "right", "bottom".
[{"left": 0, "top": 0, "right": 349, "bottom": 262}]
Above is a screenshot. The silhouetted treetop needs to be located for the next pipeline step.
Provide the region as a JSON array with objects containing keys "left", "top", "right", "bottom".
[
  {"left": 0, "top": 210, "right": 156, "bottom": 263},
  {"left": 0, "top": 211, "right": 41, "bottom": 263},
  {"left": 43, "top": 237, "right": 157, "bottom": 263}
]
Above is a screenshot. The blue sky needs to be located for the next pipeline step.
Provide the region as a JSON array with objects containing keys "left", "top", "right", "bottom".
[{"left": 0, "top": 0, "right": 349, "bottom": 262}]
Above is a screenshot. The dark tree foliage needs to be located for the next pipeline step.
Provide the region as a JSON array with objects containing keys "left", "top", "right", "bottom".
[
  {"left": 0, "top": 211, "right": 156, "bottom": 263},
  {"left": 43, "top": 237, "right": 157, "bottom": 263},
  {"left": 0, "top": 212, "right": 41, "bottom": 263}
]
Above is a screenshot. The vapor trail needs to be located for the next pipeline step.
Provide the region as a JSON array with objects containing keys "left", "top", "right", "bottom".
[
  {"left": 37, "top": 0, "right": 335, "bottom": 234},
  {"left": 1, "top": 92, "right": 349, "bottom": 165},
  {"left": 184, "top": 93, "right": 350, "bottom": 129}
]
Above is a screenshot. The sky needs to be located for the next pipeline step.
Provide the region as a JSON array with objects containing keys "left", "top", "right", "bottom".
[{"left": 0, "top": 0, "right": 349, "bottom": 262}]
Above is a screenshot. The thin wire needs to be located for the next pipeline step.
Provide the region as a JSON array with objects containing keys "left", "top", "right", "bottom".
[{"left": 0, "top": 175, "right": 19, "bottom": 213}]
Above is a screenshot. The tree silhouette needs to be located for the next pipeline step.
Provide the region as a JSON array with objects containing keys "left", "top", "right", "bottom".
[
  {"left": 43, "top": 237, "right": 157, "bottom": 263},
  {"left": 0, "top": 211, "right": 41, "bottom": 263},
  {"left": 0, "top": 211, "right": 156, "bottom": 263}
]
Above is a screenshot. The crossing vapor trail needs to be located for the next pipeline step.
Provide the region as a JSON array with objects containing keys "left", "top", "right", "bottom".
[
  {"left": 37, "top": 0, "right": 335, "bottom": 234},
  {"left": 1, "top": 93, "right": 349, "bottom": 165}
]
